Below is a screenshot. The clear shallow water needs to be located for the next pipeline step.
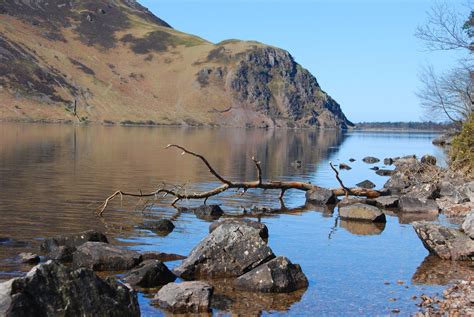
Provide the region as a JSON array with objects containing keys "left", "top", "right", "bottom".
[{"left": 0, "top": 124, "right": 470, "bottom": 316}]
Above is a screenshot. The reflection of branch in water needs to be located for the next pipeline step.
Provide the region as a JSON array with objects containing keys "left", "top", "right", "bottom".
[
  {"left": 328, "top": 216, "right": 339, "bottom": 240},
  {"left": 97, "top": 144, "right": 381, "bottom": 216}
]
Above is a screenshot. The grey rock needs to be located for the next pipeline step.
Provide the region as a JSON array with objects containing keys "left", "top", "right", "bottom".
[
  {"left": 209, "top": 218, "right": 269, "bottom": 240},
  {"left": 155, "top": 281, "right": 213, "bottom": 313},
  {"left": 362, "top": 156, "right": 380, "bottom": 164},
  {"left": 384, "top": 158, "right": 394, "bottom": 165},
  {"left": 337, "top": 197, "right": 370, "bottom": 208},
  {"left": 438, "top": 181, "right": 468, "bottom": 204},
  {"left": 73, "top": 242, "right": 142, "bottom": 271},
  {"left": 421, "top": 154, "right": 437, "bottom": 165},
  {"left": 339, "top": 163, "right": 352, "bottom": 170},
  {"left": 179, "top": 205, "right": 224, "bottom": 221},
  {"left": 123, "top": 260, "right": 176, "bottom": 288},
  {"left": 305, "top": 187, "right": 336, "bottom": 205},
  {"left": 17, "top": 252, "right": 40, "bottom": 264},
  {"left": 459, "top": 182, "right": 474, "bottom": 202},
  {"left": 0, "top": 261, "right": 139, "bottom": 316},
  {"left": 373, "top": 195, "right": 399, "bottom": 208},
  {"left": 405, "top": 183, "right": 439, "bottom": 201},
  {"left": 376, "top": 169, "right": 394, "bottom": 176},
  {"left": 356, "top": 179, "right": 376, "bottom": 189},
  {"left": 370, "top": 166, "right": 380, "bottom": 171},
  {"left": 349, "top": 158, "right": 356, "bottom": 162},
  {"left": 291, "top": 160, "right": 302, "bottom": 168},
  {"left": 139, "top": 219, "right": 175, "bottom": 235},
  {"left": 398, "top": 196, "right": 439, "bottom": 214},
  {"left": 173, "top": 223, "right": 275, "bottom": 279},
  {"left": 339, "top": 203, "right": 386, "bottom": 223},
  {"left": 413, "top": 222, "right": 474, "bottom": 261},
  {"left": 40, "top": 230, "right": 108, "bottom": 262},
  {"left": 462, "top": 212, "right": 474, "bottom": 239},
  {"left": 234, "top": 256, "right": 308, "bottom": 293}
]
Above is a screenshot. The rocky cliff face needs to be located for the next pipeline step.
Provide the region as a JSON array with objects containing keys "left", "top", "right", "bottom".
[{"left": 0, "top": 0, "right": 351, "bottom": 128}]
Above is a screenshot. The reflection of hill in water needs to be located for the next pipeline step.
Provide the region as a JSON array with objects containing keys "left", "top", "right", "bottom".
[{"left": 0, "top": 124, "right": 345, "bottom": 247}]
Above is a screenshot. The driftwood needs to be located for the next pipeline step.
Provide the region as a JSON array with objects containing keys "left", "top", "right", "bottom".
[{"left": 97, "top": 144, "right": 381, "bottom": 216}]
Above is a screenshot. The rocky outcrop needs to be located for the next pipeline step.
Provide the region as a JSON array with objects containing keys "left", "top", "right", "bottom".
[
  {"left": 462, "top": 212, "right": 474, "bottom": 239},
  {"left": 173, "top": 222, "right": 275, "bottom": 279},
  {"left": 0, "top": 261, "right": 139, "bottom": 316},
  {"left": 234, "top": 256, "right": 308, "bottom": 293},
  {"left": 73, "top": 242, "right": 142, "bottom": 271},
  {"left": 155, "top": 281, "right": 213, "bottom": 313},
  {"left": 123, "top": 260, "right": 176, "bottom": 288},
  {"left": 338, "top": 204, "right": 386, "bottom": 223},
  {"left": 413, "top": 222, "right": 474, "bottom": 261}
]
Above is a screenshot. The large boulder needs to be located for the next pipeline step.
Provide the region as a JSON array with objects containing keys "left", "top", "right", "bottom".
[
  {"left": 0, "top": 261, "right": 139, "bottom": 316},
  {"left": 462, "top": 212, "right": 474, "bottom": 239},
  {"left": 73, "top": 242, "right": 142, "bottom": 271},
  {"left": 40, "top": 230, "right": 108, "bottom": 262},
  {"left": 123, "top": 260, "right": 176, "bottom": 288},
  {"left": 173, "top": 223, "right": 275, "bottom": 279},
  {"left": 459, "top": 181, "right": 474, "bottom": 202},
  {"left": 438, "top": 181, "right": 468, "bottom": 204},
  {"left": 338, "top": 204, "right": 386, "bottom": 223},
  {"left": 413, "top": 222, "right": 474, "bottom": 261},
  {"left": 155, "top": 281, "right": 213, "bottom": 313},
  {"left": 305, "top": 187, "right": 336, "bottom": 205},
  {"left": 398, "top": 196, "right": 439, "bottom": 214},
  {"left": 234, "top": 256, "right": 308, "bottom": 293},
  {"left": 209, "top": 218, "right": 269, "bottom": 240}
]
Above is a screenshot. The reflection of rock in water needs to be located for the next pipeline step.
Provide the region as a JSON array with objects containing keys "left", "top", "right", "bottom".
[
  {"left": 304, "top": 202, "right": 335, "bottom": 217},
  {"left": 340, "top": 219, "right": 386, "bottom": 235},
  {"left": 412, "top": 255, "right": 474, "bottom": 285},
  {"left": 397, "top": 212, "right": 438, "bottom": 224},
  {"left": 207, "top": 279, "right": 306, "bottom": 316}
]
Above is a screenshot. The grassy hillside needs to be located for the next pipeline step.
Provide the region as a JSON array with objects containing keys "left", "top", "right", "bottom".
[{"left": 0, "top": 0, "right": 351, "bottom": 128}]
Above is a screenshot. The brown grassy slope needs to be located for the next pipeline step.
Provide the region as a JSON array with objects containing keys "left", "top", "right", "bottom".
[{"left": 0, "top": 0, "right": 351, "bottom": 128}]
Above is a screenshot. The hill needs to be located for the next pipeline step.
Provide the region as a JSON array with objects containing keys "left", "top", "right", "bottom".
[{"left": 0, "top": 0, "right": 351, "bottom": 128}]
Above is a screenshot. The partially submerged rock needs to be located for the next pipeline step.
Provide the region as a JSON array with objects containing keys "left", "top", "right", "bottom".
[
  {"left": 155, "top": 281, "right": 213, "bottom": 313},
  {"left": 17, "top": 252, "right": 40, "bottom": 265},
  {"left": 123, "top": 260, "right": 176, "bottom": 288},
  {"left": 305, "top": 187, "right": 336, "bottom": 205},
  {"left": 373, "top": 195, "right": 399, "bottom": 208},
  {"left": 40, "top": 230, "right": 108, "bottom": 262},
  {"left": 339, "top": 203, "right": 386, "bottom": 223},
  {"left": 0, "top": 261, "right": 139, "bottom": 316},
  {"left": 362, "top": 156, "right": 380, "bottom": 164},
  {"left": 140, "top": 251, "right": 186, "bottom": 262},
  {"left": 179, "top": 205, "right": 224, "bottom": 220},
  {"left": 398, "top": 196, "right": 439, "bottom": 214},
  {"left": 138, "top": 219, "right": 175, "bottom": 235},
  {"left": 234, "top": 256, "right": 308, "bottom": 293},
  {"left": 413, "top": 222, "right": 474, "bottom": 261},
  {"left": 356, "top": 180, "right": 376, "bottom": 189},
  {"left": 375, "top": 169, "right": 394, "bottom": 176},
  {"left": 384, "top": 158, "right": 394, "bottom": 165},
  {"left": 209, "top": 218, "right": 269, "bottom": 240},
  {"left": 339, "top": 163, "right": 352, "bottom": 170},
  {"left": 73, "top": 242, "right": 142, "bottom": 271},
  {"left": 173, "top": 223, "right": 275, "bottom": 279}
]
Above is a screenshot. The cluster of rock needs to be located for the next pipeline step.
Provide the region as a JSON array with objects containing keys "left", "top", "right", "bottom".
[{"left": 154, "top": 219, "right": 308, "bottom": 313}]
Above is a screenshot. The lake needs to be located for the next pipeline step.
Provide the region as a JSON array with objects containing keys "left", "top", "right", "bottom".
[{"left": 0, "top": 123, "right": 470, "bottom": 316}]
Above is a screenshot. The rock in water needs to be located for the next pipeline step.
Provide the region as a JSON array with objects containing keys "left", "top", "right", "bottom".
[
  {"left": 139, "top": 219, "right": 175, "bottom": 235},
  {"left": 234, "top": 256, "right": 308, "bottom": 293},
  {"left": 339, "top": 163, "right": 352, "bottom": 170},
  {"left": 375, "top": 169, "right": 394, "bottom": 176},
  {"left": 462, "top": 212, "right": 474, "bottom": 239},
  {"left": 178, "top": 205, "right": 224, "bottom": 220},
  {"left": 305, "top": 187, "right": 336, "bottom": 205},
  {"left": 173, "top": 223, "right": 275, "bottom": 279},
  {"left": 40, "top": 230, "right": 108, "bottom": 262},
  {"left": 17, "top": 252, "right": 40, "bottom": 264},
  {"left": 338, "top": 204, "right": 386, "bottom": 223},
  {"left": 73, "top": 242, "right": 142, "bottom": 271},
  {"left": 413, "top": 222, "right": 474, "bottom": 261},
  {"left": 362, "top": 156, "right": 380, "bottom": 164},
  {"left": 373, "top": 195, "right": 399, "bottom": 208},
  {"left": 0, "top": 261, "right": 139, "bottom": 316},
  {"left": 209, "top": 218, "right": 269, "bottom": 240},
  {"left": 123, "top": 260, "right": 176, "bottom": 288},
  {"left": 356, "top": 180, "right": 376, "bottom": 189},
  {"left": 155, "top": 281, "right": 213, "bottom": 313}
]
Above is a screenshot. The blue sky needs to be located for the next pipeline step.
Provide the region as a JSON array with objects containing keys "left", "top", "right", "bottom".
[{"left": 139, "top": 0, "right": 469, "bottom": 122}]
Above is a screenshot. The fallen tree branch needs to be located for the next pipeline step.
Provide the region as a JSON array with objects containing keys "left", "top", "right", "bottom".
[{"left": 97, "top": 144, "right": 381, "bottom": 216}]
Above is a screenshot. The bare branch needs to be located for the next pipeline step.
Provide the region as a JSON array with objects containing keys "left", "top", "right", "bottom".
[{"left": 330, "top": 161, "right": 350, "bottom": 197}]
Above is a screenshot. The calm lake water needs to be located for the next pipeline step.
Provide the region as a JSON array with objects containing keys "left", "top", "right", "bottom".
[{"left": 0, "top": 123, "right": 471, "bottom": 316}]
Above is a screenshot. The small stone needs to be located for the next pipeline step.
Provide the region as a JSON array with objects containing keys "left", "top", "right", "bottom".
[
  {"left": 396, "top": 280, "right": 404, "bottom": 285},
  {"left": 376, "top": 169, "right": 394, "bottom": 176},
  {"left": 356, "top": 180, "right": 376, "bottom": 189},
  {"left": 18, "top": 252, "right": 40, "bottom": 264},
  {"left": 421, "top": 154, "right": 436, "bottom": 165},
  {"left": 370, "top": 166, "right": 380, "bottom": 171},
  {"left": 123, "top": 260, "right": 176, "bottom": 288},
  {"left": 339, "top": 163, "right": 352, "bottom": 170},
  {"left": 392, "top": 308, "right": 401, "bottom": 313},
  {"left": 349, "top": 158, "right": 356, "bottom": 162},
  {"left": 362, "top": 156, "right": 380, "bottom": 164},
  {"left": 138, "top": 219, "right": 175, "bottom": 236},
  {"left": 155, "top": 281, "right": 213, "bottom": 313},
  {"left": 389, "top": 297, "right": 397, "bottom": 302}
]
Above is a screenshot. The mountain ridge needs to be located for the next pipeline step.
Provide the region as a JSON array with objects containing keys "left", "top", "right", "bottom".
[{"left": 0, "top": 0, "right": 352, "bottom": 128}]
